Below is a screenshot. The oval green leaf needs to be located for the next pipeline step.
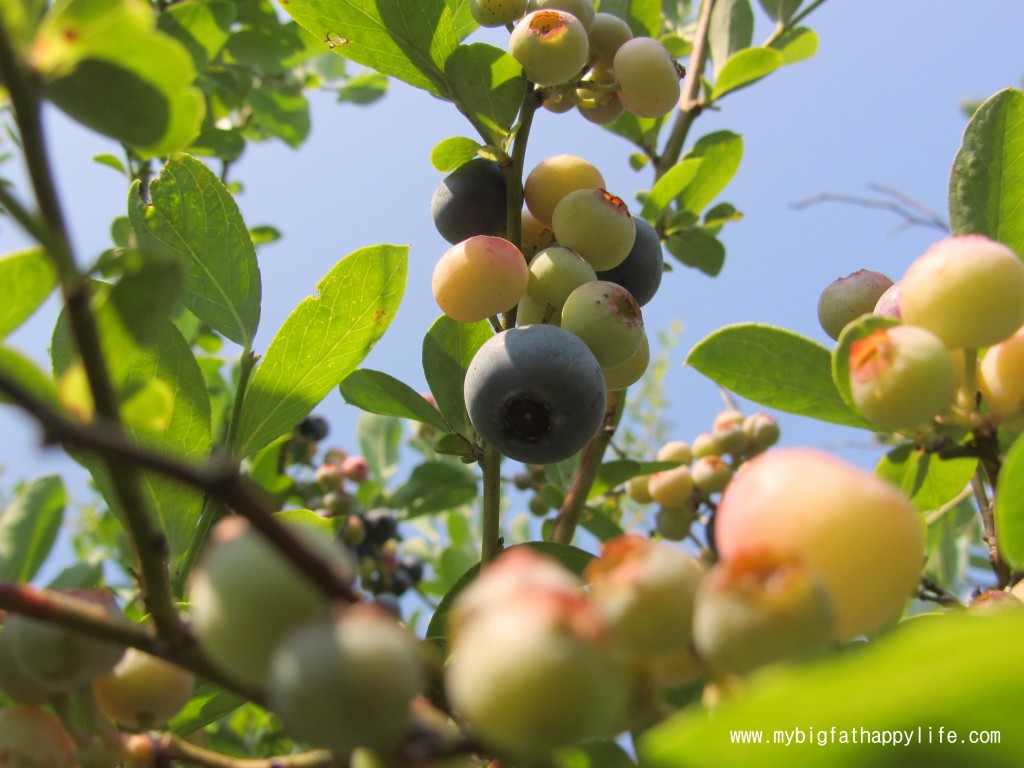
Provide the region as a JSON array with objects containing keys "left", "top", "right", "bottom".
[
  {"left": 235, "top": 244, "right": 407, "bottom": 458},
  {"left": 0, "top": 475, "right": 66, "bottom": 583},
  {"left": 339, "top": 368, "right": 450, "bottom": 432},
  {"left": 687, "top": 323, "right": 874, "bottom": 428},
  {"left": 0, "top": 249, "right": 56, "bottom": 340},
  {"left": 712, "top": 47, "right": 784, "bottom": 99},
  {"left": 875, "top": 445, "right": 977, "bottom": 514},
  {"left": 680, "top": 131, "right": 743, "bottom": 216},
  {"left": 430, "top": 136, "right": 483, "bottom": 172},
  {"left": 949, "top": 87, "right": 1024, "bottom": 258},
  {"left": 995, "top": 432, "right": 1024, "bottom": 569},
  {"left": 422, "top": 315, "right": 492, "bottom": 439},
  {"left": 444, "top": 43, "right": 528, "bottom": 145}
]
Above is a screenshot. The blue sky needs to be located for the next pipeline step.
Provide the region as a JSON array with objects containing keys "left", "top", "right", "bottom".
[{"left": 3, "top": 0, "right": 1024, "bottom": 491}]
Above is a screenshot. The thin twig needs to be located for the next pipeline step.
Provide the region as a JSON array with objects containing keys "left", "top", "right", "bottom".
[{"left": 791, "top": 187, "right": 949, "bottom": 235}]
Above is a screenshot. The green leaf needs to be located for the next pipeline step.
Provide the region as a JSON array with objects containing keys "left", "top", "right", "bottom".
[
  {"left": 769, "top": 26, "right": 818, "bottom": 65},
  {"left": 92, "top": 153, "right": 126, "bottom": 175},
  {"left": 129, "top": 154, "right": 261, "bottom": 348},
  {"left": 598, "top": 0, "right": 661, "bottom": 38},
  {"left": 0, "top": 346, "right": 60, "bottom": 408},
  {"left": 949, "top": 88, "right": 1024, "bottom": 257},
  {"left": 680, "top": 131, "right": 743, "bottom": 215},
  {"left": 0, "top": 475, "right": 66, "bottom": 582},
  {"left": 433, "top": 432, "right": 477, "bottom": 457},
  {"left": 708, "top": 0, "right": 753, "bottom": 78},
  {"left": 665, "top": 229, "right": 726, "bottom": 276},
  {"left": 875, "top": 446, "right": 977, "bottom": 514},
  {"left": 422, "top": 315, "right": 492, "bottom": 439},
  {"left": 712, "top": 47, "right": 784, "bottom": 99},
  {"left": 640, "top": 158, "right": 701, "bottom": 219},
  {"left": 339, "top": 369, "right": 450, "bottom": 432},
  {"left": 557, "top": 740, "right": 636, "bottom": 768},
  {"left": 687, "top": 323, "right": 874, "bottom": 428},
  {"left": 156, "top": 0, "right": 234, "bottom": 68},
  {"left": 390, "top": 461, "right": 478, "bottom": 518},
  {"left": 249, "top": 81, "right": 311, "bottom": 148},
  {"left": 168, "top": 680, "right": 246, "bottom": 737},
  {"left": 640, "top": 610, "right": 1024, "bottom": 768},
  {"left": 431, "top": 136, "right": 484, "bottom": 172},
  {"left": 33, "top": 0, "right": 204, "bottom": 156},
  {"left": 425, "top": 541, "right": 596, "bottom": 648},
  {"left": 52, "top": 282, "right": 211, "bottom": 570},
  {"left": 995, "top": 432, "right": 1024, "bottom": 569},
  {"left": 757, "top": 0, "right": 802, "bottom": 22},
  {"left": 0, "top": 248, "right": 56, "bottom": 340},
  {"left": 279, "top": 0, "right": 468, "bottom": 98},
  {"left": 444, "top": 43, "right": 528, "bottom": 145},
  {"left": 830, "top": 313, "right": 901, "bottom": 417},
  {"left": 579, "top": 508, "right": 625, "bottom": 542},
  {"left": 236, "top": 245, "right": 407, "bottom": 458},
  {"left": 334, "top": 70, "right": 389, "bottom": 105},
  {"left": 357, "top": 412, "right": 402, "bottom": 481},
  {"left": 588, "top": 459, "right": 679, "bottom": 499},
  {"left": 222, "top": 21, "right": 317, "bottom": 75}
]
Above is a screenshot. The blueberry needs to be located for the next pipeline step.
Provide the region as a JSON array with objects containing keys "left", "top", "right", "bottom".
[
  {"left": 596, "top": 216, "right": 663, "bottom": 307},
  {"left": 297, "top": 415, "right": 329, "bottom": 442},
  {"left": 431, "top": 158, "right": 507, "bottom": 244},
  {"left": 464, "top": 325, "right": 606, "bottom": 464}
]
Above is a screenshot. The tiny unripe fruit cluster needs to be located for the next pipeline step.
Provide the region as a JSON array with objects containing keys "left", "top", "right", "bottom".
[{"left": 470, "top": 4, "right": 683, "bottom": 122}]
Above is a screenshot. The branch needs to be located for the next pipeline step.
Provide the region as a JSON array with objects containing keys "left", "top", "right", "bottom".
[
  {"left": 0, "top": 370, "right": 362, "bottom": 604},
  {"left": 0, "top": 581, "right": 260, "bottom": 702},
  {"left": 656, "top": 0, "right": 716, "bottom": 176},
  {"left": 791, "top": 185, "right": 949, "bottom": 235},
  {"left": 550, "top": 390, "right": 624, "bottom": 545},
  {"left": 124, "top": 732, "right": 332, "bottom": 768}
]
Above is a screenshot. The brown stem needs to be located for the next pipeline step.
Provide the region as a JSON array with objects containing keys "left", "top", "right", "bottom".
[
  {"left": 550, "top": 391, "right": 624, "bottom": 545},
  {"left": 125, "top": 732, "right": 332, "bottom": 768},
  {"left": 0, "top": 370, "right": 361, "bottom": 603},
  {"left": 972, "top": 444, "right": 1012, "bottom": 588}
]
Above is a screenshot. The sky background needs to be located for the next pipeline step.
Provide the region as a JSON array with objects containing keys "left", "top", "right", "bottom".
[{"left": 2, "top": 1, "right": 1024, "bottom": 504}]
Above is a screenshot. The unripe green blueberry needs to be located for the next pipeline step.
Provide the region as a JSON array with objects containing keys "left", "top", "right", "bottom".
[
  {"left": 446, "top": 590, "right": 628, "bottom": 758},
  {"left": 848, "top": 325, "right": 956, "bottom": 430},
  {"left": 711, "top": 409, "right": 749, "bottom": 456},
  {"left": 0, "top": 627, "right": 61, "bottom": 704},
  {"left": 509, "top": 10, "right": 589, "bottom": 87},
  {"left": 692, "top": 550, "right": 834, "bottom": 678},
  {"left": 5, "top": 590, "right": 126, "bottom": 691},
  {"left": 432, "top": 236, "right": 529, "bottom": 323},
  {"left": 691, "top": 432, "right": 718, "bottom": 458},
  {"left": 527, "top": 0, "right": 596, "bottom": 30},
  {"left": 519, "top": 209, "right": 556, "bottom": 257},
  {"left": 596, "top": 216, "right": 663, "bottom": 307},
  {"left": 541, "top": 82, "right": 577, "bottom": 113},
  {"left": 552, "top": 189, "right": 636, "bottom": 271},
  {"left": 979, "top": 325, "right": 1024, "bottom": 430},
  {"left": 524, "top": 155, "right": 605, "bottom": 227},
  {"left": 900, "top": 235, "right": 1024, "bottom": 348},
  {"left": 613, "top": 37, "right": 682, "bottom": 118},
  {"left": 626, "top": 473, "right": 653, "bottom": 504},
  {"left": 575, "top": 67, "right": 625, "bottom": 125},
  {"left": 93, "top": 649, "right": 196, "bottom": 728},
  {"left": 516, "top": 293, "right": 561, "bottom": 326},
  {"left": 528, "top": 494, "right": 552, "bottom": 517},
  {"left": 561, "top": 280, "right": 644, "bottom": 368},
  {"left": 715, "top": 448, "right": 924, "bottom": 640},
  {"left": 431, "top": 159, "right": 507, "bottom": 244},
  {"left": 587, "top": 12, "right": 632, "bottom": 68},
  {"left": 654, "top": 499, "right": 698, "bottom": 541},
  {"left": 656, "top": 439, "right": 692, "bottom": 465},
  {"left": 464, "top": 325, "right": 606, "bottom": 464},
  {"left": 742, "top": 412, "right": 780, "bottom": 452},
  {"left": 602, "top": 330, "right": 650, "bottom": 390},
  {"left": 648, "top": 464, "right": 695, "bottom": 508},
  {"left": 817, "top": 269, "right": 894, "bottom": 341},
  {"left": 527, "top": 246, "right": 597, "bottom": 309},
  {"left": 586, "top": 534, "right": 705, "bottom": 656},
  {"left": 691, "top": 455, "right": 733, "bottom": 494},
  {"left": 471, "top": 0, "right": 528, "bottom": 27},
  {"left": 873, "top": 281, "right": 902, "bottom": 319},
  {"left": 267, "top": 606, "right": 426, "bottom": 758},
  {"left": 0, "top": 705, "right": 78, "bottom": 768},
  {"left": 189, "top": 517, "right": 355, "bottom": 688}
]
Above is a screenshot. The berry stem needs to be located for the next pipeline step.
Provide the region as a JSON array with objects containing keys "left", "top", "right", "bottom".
[
  {"left": 550, "top": 390, "right": 624, "bottom": 544},
  {"left": 481, "top": 445, "right": 504, "bottom": 565}
]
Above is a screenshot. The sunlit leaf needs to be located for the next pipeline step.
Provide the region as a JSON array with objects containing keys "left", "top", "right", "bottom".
[
  {"left": 339, "top": 369, "right": 450, "bottom": 432},
  {"left": 422, "top": 315, "right": 492, "bottom": 439},
  {"left": 712, "top": 47, "right": 784, "bottom": 99},
  {"left": 130, "top": 154, "right": 261, "bottom": 347},
  {"left": 236, "top": 245, "right": 407, "bottom": 458},
  {"left": 431, "top": 136, "right": 484, "bottom": 172},
  {"left": 708, "top": 0, "right": 753, "bottom": 78},
  {"left": 875, "top": 446, "right": 977, "bottom": 513},
  {"left": 0, "top": 248, "right": 56, "bottom": 340},
  {"left": 0, "top": 346, "right": 60, "bottom": 408},
  {"left": 444, "top": 43, "right": 528, "bottom": 145},
  {"left": 680, "top": 131, "right": 743, "bottom": 215},
  {"left": 640, "top": 158, "right": 701, "bottom": 219},
  {"left": 156, "top": 0, "right": 234, "bottom": 68},
  {"left": 687, "top": 323, "right": 874, "bottom": 428},
  {"left": 995, "top": 433, "right": 1024, "bottom": 569},
  {"left": 32, "top": 0, "right": 204, "bottom": 156},
  {"left": 640, "top": 611, "right": 1024, "bottom": 767},
  {"left": 770, "top": 26, "right": 818, "bottom": 65},
  {"left": 949, "top": 88, "right": 1024, "bottom": 257},
  {"left": 598, "top": 0, "right": 661, "bottom": 37},
  {"left": 0, "top": 475, "right": 66, "bottom": 582}
]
